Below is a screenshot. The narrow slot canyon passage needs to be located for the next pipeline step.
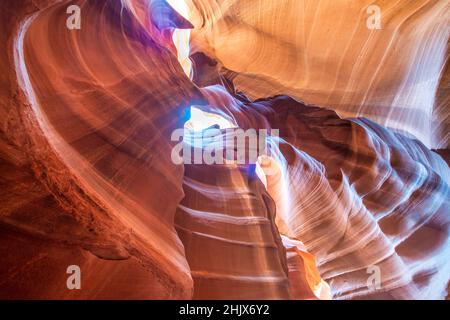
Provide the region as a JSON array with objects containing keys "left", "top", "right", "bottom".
[
  {"left": 0, "top": 0, "right": 449, "bottom": 301},
  {"left": 175, "top": 106, "right": 329, "bottom": 299},
  {"left": 169, "top": 1, "right": 331, "bottom": 299}
]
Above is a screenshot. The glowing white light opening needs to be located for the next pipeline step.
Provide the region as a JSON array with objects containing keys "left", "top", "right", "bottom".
[
  {"left": 167, "top": 0, "right": 193, "bottom": 78},
  {"left": 184, "top": 106, "right": 236, "bottom": 131}
]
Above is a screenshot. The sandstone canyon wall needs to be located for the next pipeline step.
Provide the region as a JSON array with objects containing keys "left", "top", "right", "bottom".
[
  {"left": 0, "top": 0, "right": 449, "bottom": 300},
  {"left": 187, "top": 0, "right": 450, "bottom": 149}
]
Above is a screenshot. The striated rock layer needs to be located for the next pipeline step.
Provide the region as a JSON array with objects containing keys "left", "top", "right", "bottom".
[
  {"left": 251, "top": 96, "right": 450, "bottom": 299},
  {"left": 0, "top": 0, "right": 449, "bottom": 300},
  {"left": 175, "top": 163, "right": 290, "bottom": 299},
  {"left": 187, "top": 0, "right": 450, "bottom": 149},
  {"left": 1, "top": 0, "right": 199, "bottom": 298},
  {"left": 195, "top": 85, "right": 450, "bottom": 299}
]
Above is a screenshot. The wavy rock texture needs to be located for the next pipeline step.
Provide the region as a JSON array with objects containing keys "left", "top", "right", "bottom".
[
  {"left": 175, "top": 163, "right": 290, "bottom": 299},
  {"left": 195, "top": 85, "right": 450, "bottom": 299},
  {"left": 249, "top": 96, "right": 450, "bottom": 299},
  {"left": 187, "top": 0, "right": 450, "bottom": 149},
  {"left": 1, "top": 0, "right": 200, "bottom": 299},
  {"left": 0, "top": 0, "right": 449, "bottom": 300}
]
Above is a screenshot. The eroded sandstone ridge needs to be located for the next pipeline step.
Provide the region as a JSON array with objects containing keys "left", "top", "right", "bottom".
[
  {"left": 187, "top": 0, "right": 450, "bottom": 149},
  {"left": 0, "top": 0, "right": 449, "bottom": 299}
]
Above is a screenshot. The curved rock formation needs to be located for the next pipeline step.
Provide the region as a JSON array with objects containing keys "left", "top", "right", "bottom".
[
  {"left": 0, "top": 0, "right": 449, "bottom": 300},
  {"left": 2, "top": 0, "right": 198, "bottom": 299},
  {"left": 187, "top": 0, "right": 450, "bottom": 149},
  {"left": 175, "top": 163, "right": 290, "bottom": 299},
  {"left": 250, "top": 96, "right": 450, "bottom": 299}
]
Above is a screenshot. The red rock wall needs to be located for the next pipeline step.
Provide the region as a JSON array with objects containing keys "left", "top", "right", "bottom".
[{"left": 1, "top": 0, "right": 449, "bottom": 300}]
